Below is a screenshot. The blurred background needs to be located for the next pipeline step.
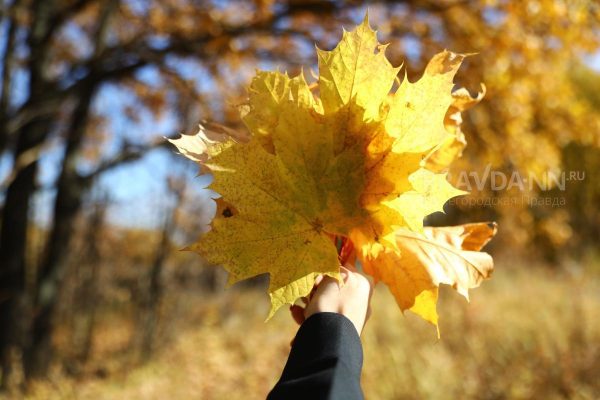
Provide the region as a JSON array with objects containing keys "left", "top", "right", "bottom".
[{"left": 0, "top": 0, "right": 599, "bottom": 398}]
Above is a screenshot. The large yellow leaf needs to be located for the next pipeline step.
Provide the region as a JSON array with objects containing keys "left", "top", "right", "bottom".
[
  {"left": 353, "top": 222, "right": 497, "bottom": 331},
  {"left": 168, "top": 122, "right": 247, "bottom": 172},
  {"left": 187, "top": 141, "right": 341, "bottom": 318},
  {"left": 317, "top": 14, "right": 399, "bottom": 154},
  {"left": 240, "top": 71, "right": 314, "bottom": 153},
  {"left": 171, "top": 16, "right": 493, "bottom": 327},
  {"left": 391, "top": 168, "right": 468, "bottom": 232},
  {"left": 386, "top": 51, "right": 466, "bottom": 154},
  {"left": 425, "top": 84, "right": 486, "bottom": 172}
]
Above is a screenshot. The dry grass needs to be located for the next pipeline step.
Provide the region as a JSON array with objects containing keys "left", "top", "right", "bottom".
[{"left": 17, "top": 257, "right": 600, "bottom": 400}]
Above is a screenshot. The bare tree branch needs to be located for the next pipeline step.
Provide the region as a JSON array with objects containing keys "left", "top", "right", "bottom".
[{"left": 80, "top": 138, "right": 172, "bottom": 182}]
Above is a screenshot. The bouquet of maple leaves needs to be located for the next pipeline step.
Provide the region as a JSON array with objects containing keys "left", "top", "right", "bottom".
[{"left": 170, "top": 17, "right": 496, "bottom": 333}]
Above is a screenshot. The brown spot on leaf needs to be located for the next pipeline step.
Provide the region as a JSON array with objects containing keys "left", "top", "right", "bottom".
[{"left": 310, "top": 218, "right": 324, "bottom": 233}]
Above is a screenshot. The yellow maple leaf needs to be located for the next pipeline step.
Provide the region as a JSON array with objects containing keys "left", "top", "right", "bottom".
[
  {"left": 170, "top": 15, "right": 495, "bottom": 328},
  {"left": 353, "top": 222, "right": 497, "bottom": 336},
  {"left": 187, "top": 140, "right": 341, "bottom": 319},
  {"left": 425, "top": 84, "right": 486, "bottom": 173}
]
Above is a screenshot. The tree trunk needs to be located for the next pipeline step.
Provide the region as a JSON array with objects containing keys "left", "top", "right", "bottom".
[
  {"left": 135, "top": 217, "right": 170, "bottom": 361},
  {"left": 24, "top": 84, "right": 96, "bottom": 379},
  {"left": 0, "top": 119, "right": 48, "bottom": 388},
  {"left": 0, "top": 0, "right": 56, "bottom": 386},
  {"left": 66, "top": 198, "right": 105, "bottom": 376},
  {"left": 134, "top": 179, "right": 184, "bottom": 361}
]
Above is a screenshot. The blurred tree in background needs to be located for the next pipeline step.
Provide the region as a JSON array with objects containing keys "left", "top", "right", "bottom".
[{"left": 0, "top": 0, "right": 599, "bottom": 392}]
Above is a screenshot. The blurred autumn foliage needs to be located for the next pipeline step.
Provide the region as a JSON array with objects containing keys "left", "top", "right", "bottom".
[{"left": 0, "top": 0, "right": 599, "bottom": 397}]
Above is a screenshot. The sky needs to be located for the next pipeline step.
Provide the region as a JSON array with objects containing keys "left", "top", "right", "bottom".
[{"left": 30, "top": 80, "right": 211, "bottom": 230}]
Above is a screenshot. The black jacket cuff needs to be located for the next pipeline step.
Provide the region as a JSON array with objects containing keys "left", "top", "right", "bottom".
[{"left": 267, "top": 312, "right": 364, "bottom": 400}]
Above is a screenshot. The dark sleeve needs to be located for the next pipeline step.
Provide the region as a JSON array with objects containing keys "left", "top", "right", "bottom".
[{"left": 267, "top": 312, "right": 364, "bottom": 400}]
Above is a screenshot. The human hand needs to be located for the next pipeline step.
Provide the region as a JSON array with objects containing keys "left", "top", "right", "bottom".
[{"left": 290, "top": 264, "right": 373, "bottom": 335}]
